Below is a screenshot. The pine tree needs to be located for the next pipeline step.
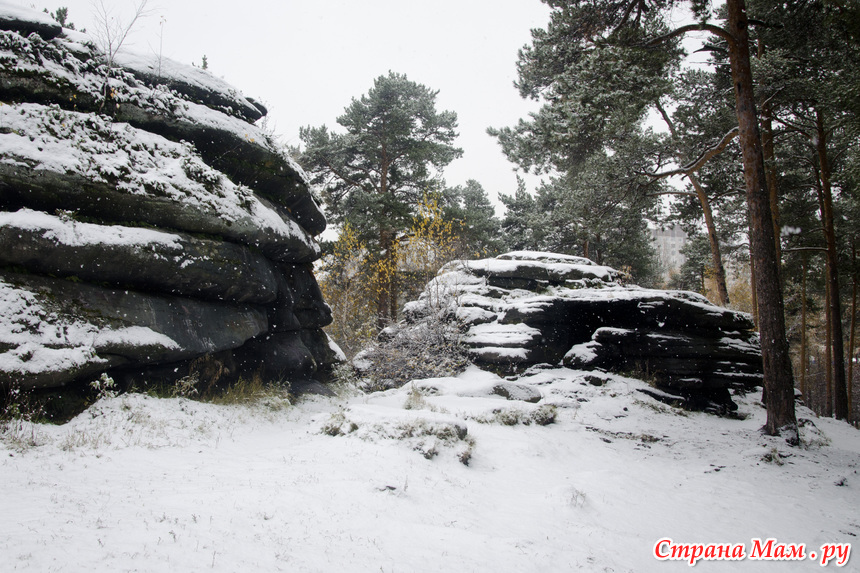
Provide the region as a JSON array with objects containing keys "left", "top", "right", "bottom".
[
  {"left": 442, "top": 180, "right": 503, "bottom": 258},
  {"left": 299, "top": 72, "right": 462, "bottom": 326},
  {"left": 499, "top": 178, "right": 537, "bottom": 252}
]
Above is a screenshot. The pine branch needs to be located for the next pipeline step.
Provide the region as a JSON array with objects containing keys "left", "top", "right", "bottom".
[
  {"left": 645, "top": 127, "right": 739, "bottom": 179},
  {"left": 643, "top": 23, "right": 736, "bottom": 50}
]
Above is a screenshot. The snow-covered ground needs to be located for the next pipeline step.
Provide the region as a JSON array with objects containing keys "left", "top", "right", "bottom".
[{"left": 2, "top": 366, "right": 858, "bottom": 572}]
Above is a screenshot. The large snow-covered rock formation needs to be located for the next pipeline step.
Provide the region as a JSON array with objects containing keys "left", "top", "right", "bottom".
[
  {"left": 0, "top": 5, "right": 341, "bottom": 390},
  {"left": 404, "top": 252, "right": 762, "bottom": 410}
]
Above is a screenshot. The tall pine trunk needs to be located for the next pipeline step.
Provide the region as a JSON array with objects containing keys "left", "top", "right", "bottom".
[
  {"left": 850, "top": 243, "right": 857, "bottom": 420},
  {"left": 688, "top": 174, "right": 730, "bottom": 305},
  {"left": 726, "top": 0, "right": 797, "bottom": 438},
  {"left": 801, "top": 256, "right": 808, "bottom": 400},
  {"left": 825, "top": 270, "right": 833, "bottom": 416},
  {"left": 756, "top": 40, "right": 782, "bottom": 263},
  {"left": 815, "top": 108, "right": 849, "bottom": 419},
  {"left": 655, "top": 104, "right": 730, "bottom": 306}
]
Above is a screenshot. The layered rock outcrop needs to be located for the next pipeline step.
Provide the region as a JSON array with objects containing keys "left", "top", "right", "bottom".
[
  {"left": 0, "top": 6, "right": 341, "bottom": 390},
  {"left": 405, "top": 251, "right": 762, "bottom": 410}
]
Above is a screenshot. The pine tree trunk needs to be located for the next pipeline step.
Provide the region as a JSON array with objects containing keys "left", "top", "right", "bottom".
[
  {"left": 756, "top": 39, "right": 782, "bottom": 264},
  {"left": 389, "top": 262, "right": 399, "bottom": 323},
  {"left": 655, "top": 103, "right": 730, "bottom": 306},
  {"left": 849, "top": 244, "right": 857, "bottom": 420},
  {"left": 762, "top": 107, "right": 782, "bottom": 263},
  {"left": 814, "top": 167, "right": 834, "bottom": 416},
  {"left": 801, "top": 256, "right": 808, "bottom": 400},
  {"left": 815, "top": 108, "right": 849, "bottom": 420},
  {"left": 750, "top": 251, "right": 758, "bottom": 328},
  {"left": 825, "top": 272, "right": 833, "bottom": 417},
  {"left": 689, "top": 173, "right": 729, "bottom": 306},
  {"left": 727, "top": 0, "right": 797, "bottom": 438}
]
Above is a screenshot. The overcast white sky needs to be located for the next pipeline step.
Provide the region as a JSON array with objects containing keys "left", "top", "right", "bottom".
[{"left": 22, "top": 0, "right": 553, "bottom": 212}]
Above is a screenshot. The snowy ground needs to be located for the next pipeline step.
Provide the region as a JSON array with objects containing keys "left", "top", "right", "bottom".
[{"left": 1, "top": 366, "right": 858, "bottom": 572}]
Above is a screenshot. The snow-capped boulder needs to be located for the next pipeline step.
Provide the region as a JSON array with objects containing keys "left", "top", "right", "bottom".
[
  {"left": 405, "top": 251, "right": 763, "bottom": 410},
  {"left": 0, "top": 26, "right": 326, "bottom": 235},
  {"left": 0, "top": 5, "right": 340, "bottom": 391},
  {"left": 114, "top": 51, "right": 266, "bottom": 123},
  {"left": 0, "top": 5, "right": 61, "bottom": 39}
]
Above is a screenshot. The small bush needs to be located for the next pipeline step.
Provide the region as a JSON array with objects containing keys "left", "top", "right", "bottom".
[
  {"left": 357, "top": 314, "right": 469, "bottom": 392},
  {"left": 457, "top": 437, "right": 475, "bottom": 466},
  {"left": 321, "top": 410, "right": 359, "bottom": 436},
  {"left": 208, "top": 373, "right": 291, "bottom": 410},
  {"left": 761, "top": 447, "right": 785, "bottom": 466},
  {"left": 326, "top": 362, "right": 364, "bottom": 398},
  {"left": 0, "top": 386, "right": 46, "bottom": 451},
  {"left": 172, "top": 373, "right": 200, "bottom": 398},
  {"left": 90, "top": 373, "right": 117, "bottom": 401},
  {"left": 403, "top": 384, "right": 428, "bottom": 410}
]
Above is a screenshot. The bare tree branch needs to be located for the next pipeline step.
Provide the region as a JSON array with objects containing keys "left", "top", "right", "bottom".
[{"left": 783, "top": 247, "right": 828, "bottom": 253}]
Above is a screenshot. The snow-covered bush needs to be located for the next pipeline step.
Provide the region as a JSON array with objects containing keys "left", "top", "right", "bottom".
[
  {"left": 354, "top": 313, "right": 469, "bottom": 392},
  {"left": 90, "top": 373, "right": 117, "bottom": 401},
  {"left": 471, "top": 404, "right": 557, "bottom": 426}
]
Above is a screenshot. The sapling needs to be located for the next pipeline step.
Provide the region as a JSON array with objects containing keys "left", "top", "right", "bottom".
[{"left": 91, "top": 0, "right": 151, "bottom": 112}]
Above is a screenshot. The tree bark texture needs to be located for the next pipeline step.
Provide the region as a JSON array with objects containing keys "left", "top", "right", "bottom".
[
  {"left": 377, "top": 229, "right": 394, "bottom": 329},
  {"left": 726, "top": 0, "right": 797, "bottom": 437},
  {"left": 825, "top": 267, "right": 833, "bottom": 416}
]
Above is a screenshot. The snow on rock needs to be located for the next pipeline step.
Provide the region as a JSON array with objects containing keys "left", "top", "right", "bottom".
[
  {"left": 0, "top": 20, "right": 325, "bottom": 234},
  {"left": 0, "top": 5, "right": 339, "bottom": 391},
  {"left": 451, "top": 254, "right": 619, "bottom": 286},
  {"left": 114, "top": 50, "right": 266, "bottom": 123},
  {"left": 0, "top": 209, "right": 280, "bottom": 303},
  {"left": 0, "top": 103, "right": 320, "bottom": 262},
  {"left": 406, "top": 252, "right": 762, "bottom": 412},
  {"left": 0, "top": 4, "right": 61, "bottom": 39},
  {"left": 462, "top": 323, "right": 542, "bottom": 348},
  {"left": 0, "top": 271, "right": 268, "bottom": 388}
]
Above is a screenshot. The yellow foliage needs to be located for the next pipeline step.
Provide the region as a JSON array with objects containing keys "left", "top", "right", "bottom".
[
  {"left": 318, "top": 222, "right": 378, "bottom": 358},
  {"left": 319, "top": 196, "right": 463, "bottom": 353},
  {"left": 401, "top": 194, "right": 458, "bottom": 276}
]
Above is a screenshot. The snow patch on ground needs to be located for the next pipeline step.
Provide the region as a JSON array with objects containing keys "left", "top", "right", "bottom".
[{"left": 2, "top": 367, "right": 858, "bottom": 572}]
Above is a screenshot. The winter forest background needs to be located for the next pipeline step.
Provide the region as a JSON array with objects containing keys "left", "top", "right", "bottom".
[{"left": 298, "top": 0, "right": 860, "bottom": 427}]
